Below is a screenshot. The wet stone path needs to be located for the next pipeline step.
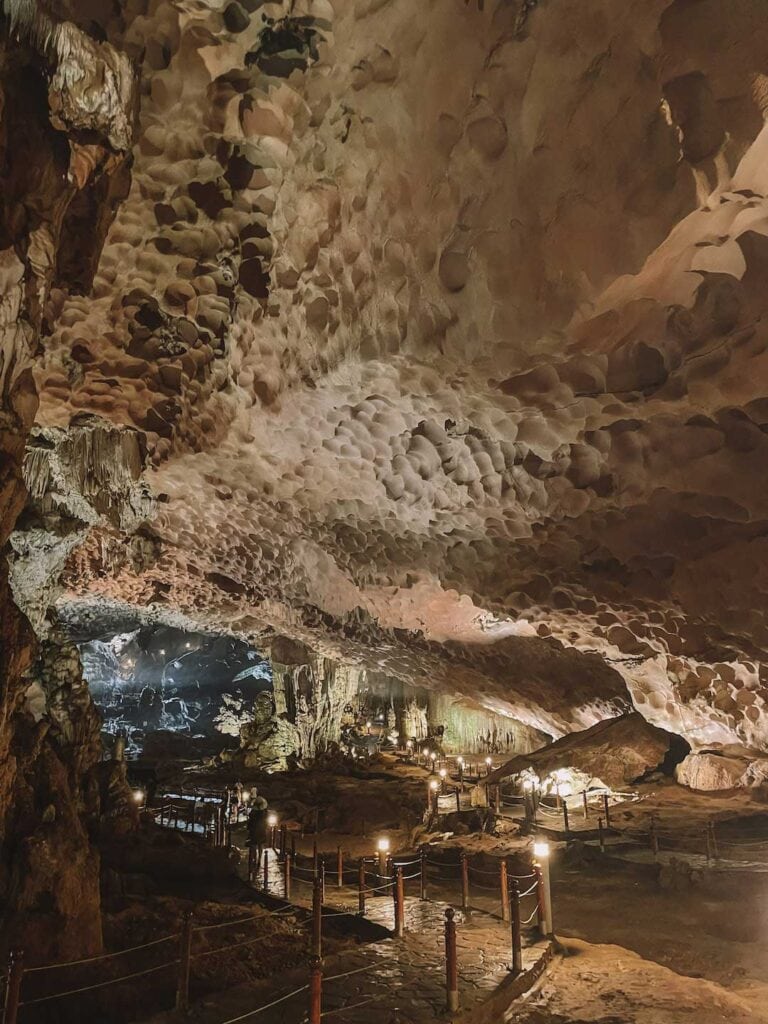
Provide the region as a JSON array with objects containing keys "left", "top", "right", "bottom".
[{"left": 233, "top": 849, "right": 548, "bottom": 1024}]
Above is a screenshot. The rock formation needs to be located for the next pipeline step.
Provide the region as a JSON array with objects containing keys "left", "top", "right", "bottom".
[
  {"left": 0, "top": 0, "right": 135, "bottom": 957},
  {"left": 488, "top": 712, "right": 680, "bottom": 790},
  {"left": 4, "top": 0, "right": 768, "bottom": 958}
]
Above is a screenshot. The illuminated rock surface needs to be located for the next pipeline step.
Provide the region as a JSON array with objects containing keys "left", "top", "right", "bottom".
[{"left": 3, "top": 0, "right": 768, "bottom": 963}]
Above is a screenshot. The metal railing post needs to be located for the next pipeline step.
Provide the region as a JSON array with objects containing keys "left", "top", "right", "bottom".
[
  {"left": 358, "top": 859, "right": 366, "bottom": 916},
  {"left": 3, "top": 949, "right": 24, "bottom": 1024},
  {"left": 444, "top": 908, "right": 459, "bottom": 1013},
  {"left": 460, "top": 853, "right": 469, "bottom": 912},
  {"left": 309, "top": 957, "right": 322, "bottom": 1024},
  {"left": 500, "top": 858, "right": 509, "bottom": 923},
  {"left": 312, "top": 876, "right": 323, "bottom": 957},
  {"left": 394, "top": 866, "right": 405, "bottom": 938},
  {"left": 284, "top": 852, "right": 292, "bottom": 899},
  {"left": 175, "top": 910, "right": 193, "bottom": 1012},
  {"left": 510, "top": 880, "right": 522, "bottom": 974}
]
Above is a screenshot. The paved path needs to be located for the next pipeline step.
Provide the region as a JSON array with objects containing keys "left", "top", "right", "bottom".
[{"left": 230, "top": 847, "right": 548, "bottom": 1024}]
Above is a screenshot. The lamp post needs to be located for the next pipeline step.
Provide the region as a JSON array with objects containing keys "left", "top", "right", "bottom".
[
  {"left": 377, "top": 837, "right": 390, "bottom": 884},
  {"left": 267, "top": 813, "right": 278, "bottom": 849},
  {"left": 533, "top": 840, "right": 553, "bottom": 937},
  {"left": 429, "top": 779, "right": 439, "bottom": 815},
  {"left": 430, "top": 752, "right": 437, "bottom": 774},
  {"left": 485, "top": 756, "right": 492, "bottom": 776},
  {"left": 439, "top": 767, "right": 447, "bottom": 793}
]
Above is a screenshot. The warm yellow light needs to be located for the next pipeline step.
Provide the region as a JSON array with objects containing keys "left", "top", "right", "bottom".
[
  {"left": 423, "top": 748, "right": 430, "bottom": 757},
  {"left": 366, "top": 721, "right": 372, "bottom": 729},
  {"left": 430, "top": 752, "right": 437, "bottom": 761},
  {"left": 377, "top": 837, "right": 390, "bottom": 853},
  {"left": 485, "top": 757, "right": 492, "bottom": 766},
  {"left": 133, "top": 789, "right": 144, "bottom": 804},
  {"left": 533, "top": 840, "right": 550, "bottom": 859},
  {"left": 242, "top": 791, "right": 251, "bottom": 802},
  {"left": 267, "top": 813, "right": 278, "bottom": 827},
  {"left": 429, "top": 780, "right": 439, "bottom": 791},
  {"left": 439, "top": 768, "right": 447, "bottom": 778},
  {"left": 406, "top": 740, "right": 413, "bottom": 749},
  {"left": 457, "top": 756, "right": 464, "bottom": 765}
]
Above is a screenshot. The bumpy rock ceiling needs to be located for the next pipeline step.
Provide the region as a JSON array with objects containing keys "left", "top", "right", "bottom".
[{"left": 19, "top": 0, "right": 768, "bottom": 749}]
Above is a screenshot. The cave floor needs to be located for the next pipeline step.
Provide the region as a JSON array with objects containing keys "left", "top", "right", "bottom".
[{"left": 139, "top": 755, "right": 768, "bottom": 1023}]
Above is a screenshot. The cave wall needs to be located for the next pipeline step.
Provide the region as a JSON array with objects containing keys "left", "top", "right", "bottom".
[
  {"left": 0, "top": 5, "right": 135, "bottom": 958},
  {"left": 240, "top": 636, "right": 362, "bottom": 769}
]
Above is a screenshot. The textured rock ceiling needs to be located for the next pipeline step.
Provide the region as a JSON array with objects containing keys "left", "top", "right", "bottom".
[{"left": 23, "top": 0, "right": 768, "bottom": 748}]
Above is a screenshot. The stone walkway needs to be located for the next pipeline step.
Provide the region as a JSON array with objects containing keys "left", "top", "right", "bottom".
[{"left": 233, "top": 848, "right": 549, "bottom": 1024}]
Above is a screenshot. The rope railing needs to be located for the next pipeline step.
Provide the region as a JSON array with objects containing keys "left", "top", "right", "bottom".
[
  {"left": 18, "top": 960, "right": 179, "bottom": 1006},
  {"left": 24, "top": 933, "right": 176, "bottom": 972},
  {"left": 219, "top": 983, "right": 309, "bottom": 1024}
]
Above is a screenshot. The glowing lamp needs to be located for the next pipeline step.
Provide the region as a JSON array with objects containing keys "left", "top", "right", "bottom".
[
  {"left": 429, "top": 780, "right": 439, "bottom": 791},
  {"left": 485, "top": 757, "right": 492, "bottom": 766},
  {"left": 376, "top": 837, "right": 390, "bottom": 853},
  {"left": 439, "top": 768, "right": 447, "bottom": 779},
  {"left": 366, "top": 721, "right": 372, "bottom": 729},
  {"left": 406, "top": 740, "right": 413, "bottom": 749},
  {"left": 457, "top": 756, "right": 464, "bottom": 765},
  {"left": 423, "top": 748, "right": 430, "bottom": 757},
  {"left": 533, "top": 840, "right": 550, "bottom": 859},
  {"left": 430, "top": 752, "right": 437, "bottom": 762},
  {"left": 267, "top": 813, "right": 278, "bottom": 827},
  {"left": 133, "top": 789, "right": 145, "bottom": 805}
]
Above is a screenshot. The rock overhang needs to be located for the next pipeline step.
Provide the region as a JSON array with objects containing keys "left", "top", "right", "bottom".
[{"left": 13, "top": 0, "right": 768, "bottom": 756}]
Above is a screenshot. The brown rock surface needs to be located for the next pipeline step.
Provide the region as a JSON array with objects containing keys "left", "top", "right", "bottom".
[
  {"left": 489, "top": 712, "right": 675, "bottom": 789},
  {"left": 14, "top": 0, "right": 763, "bottom": 755},
  {"left": 675, "top": 750, "right": 768, "bottom": 791}
]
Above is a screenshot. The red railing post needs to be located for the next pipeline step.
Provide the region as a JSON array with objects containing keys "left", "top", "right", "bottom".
[
  {"left": 175, "top": 910, "right": 193, "bottom": 1012},
  {"left": 420, "top": 848, "right": 427, "bottom": 900},
  {"left": 310, "top": 957, "right": 322, "bottom": 1024},
  {"left": 312, "top": 876, "right": 323, "bottom": 957},
  {"left": 284, "top": 851, "right": 292, "bottom": 899},
  {"left": 337, "top": 846, "right": 343, "bottom": 888},
  {"left": 603, "top": 793, "right": 611, "bottom": 828},
  {"left": 460, "top": 853, "right": 469, "bottom": 912},
  {"left": 444, "top": 908, "right": 459, "bottom": 1013},
  {"left": 358, "top": 859, "right": 366, "bottom": 916},
  {"left": 320, "top": 862, "right": 326, "bottom": 905},
  {"left": 500, "top": 859, "right": 509, "bottom": 922},
  {"left": 394, "top": 866, "right": 405, "bottom": 938},
  {"left": 3, "top": 949, "right": 24, "bottom": 1024},
  {"left": 534, "top": 864, "right": 545, "bottom": 936},
  {"left": 510, "top": 880, "right": 522, "bottom": 974}
]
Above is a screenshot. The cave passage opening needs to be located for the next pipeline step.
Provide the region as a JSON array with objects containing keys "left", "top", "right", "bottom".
[{"left": 77, "top": 623, "right": 272, "bottom": 760}]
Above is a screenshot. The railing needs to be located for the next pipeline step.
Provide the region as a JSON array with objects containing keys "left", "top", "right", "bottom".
[{"left": 1, "top": 838, "right": 548, "bottom": 1024}]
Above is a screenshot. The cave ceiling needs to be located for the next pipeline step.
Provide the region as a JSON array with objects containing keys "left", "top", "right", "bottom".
[{"left": 14, "top": 0, "right": 768, "bottom": 748}]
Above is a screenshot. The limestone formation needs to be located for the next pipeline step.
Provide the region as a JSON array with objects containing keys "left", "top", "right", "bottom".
[
  {"left": 489, "top": 713, "right": 679, "bottom": 790},
  {"left": 14, "top": 0, "right": 762, "bottom": 761},
  {"left": 4, "top": 0, "right": 768, "bottom": 959}
]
